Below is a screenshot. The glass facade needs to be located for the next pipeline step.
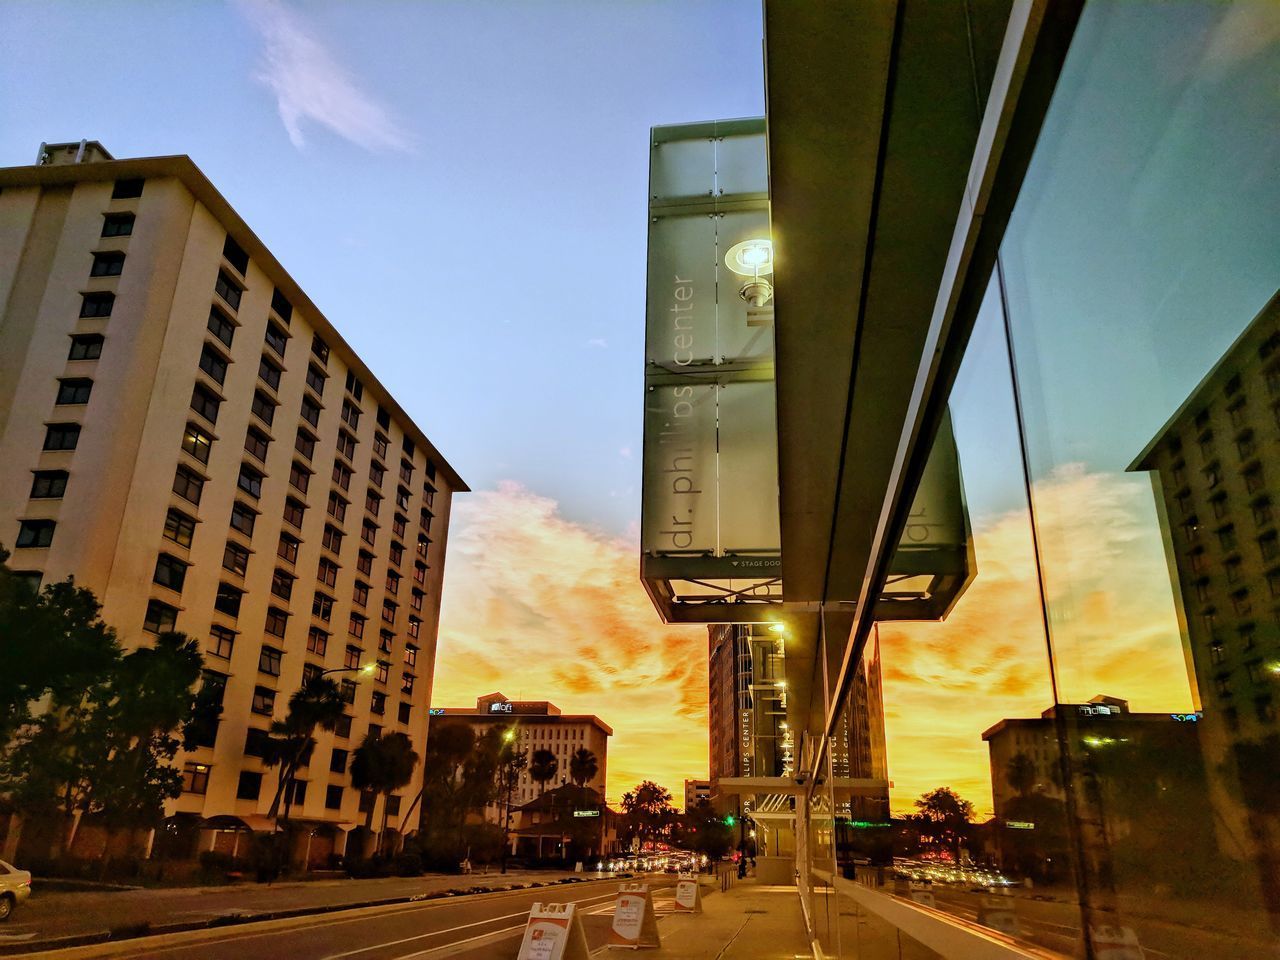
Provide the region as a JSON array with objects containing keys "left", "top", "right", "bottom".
[{"left": 809, "top": 3, "right": 1280, "bottom": 957}]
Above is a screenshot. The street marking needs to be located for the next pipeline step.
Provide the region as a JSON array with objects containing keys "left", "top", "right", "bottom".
[
  {"left": 394, "top": 922, "right": 526, "bottom": 960},
  {"left": 322, "top": 910, "right": 528, "bottom": 959},
  {"left": 0, "top": 932, "right": 38, "bottom": 941}
]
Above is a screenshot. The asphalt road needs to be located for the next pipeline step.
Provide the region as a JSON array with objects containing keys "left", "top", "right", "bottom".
[{"left": 31, "top": 876, "right": 678, "bottom": 960}]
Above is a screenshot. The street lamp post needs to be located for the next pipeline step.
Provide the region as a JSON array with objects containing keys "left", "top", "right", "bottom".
[{"left": 500, "top": 728, "right": 517, "bottom": 875}]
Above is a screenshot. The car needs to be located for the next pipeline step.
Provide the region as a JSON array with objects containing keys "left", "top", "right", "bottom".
[{"left": 0, "top": 859, "right": 31, "bottom": 921}]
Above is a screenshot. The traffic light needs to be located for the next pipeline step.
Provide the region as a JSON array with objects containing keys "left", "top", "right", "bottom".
[{"left": 724, "top": 814, "right": 736, "bottom": 827}]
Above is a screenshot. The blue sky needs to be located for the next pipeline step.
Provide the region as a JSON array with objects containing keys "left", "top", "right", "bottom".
[{"left": 1, "top": 0, "right": 765, "bottom": 536}]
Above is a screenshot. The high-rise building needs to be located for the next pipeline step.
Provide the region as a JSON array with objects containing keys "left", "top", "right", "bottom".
[
  {"left": 683, "top": 779, "right": 712, "bottom": 813},
  {"left": 433, "top": 693, "right": 611, "bottom": 810},
  {"left": 0, "top": 141, "right": 466, "bottom": 864}
]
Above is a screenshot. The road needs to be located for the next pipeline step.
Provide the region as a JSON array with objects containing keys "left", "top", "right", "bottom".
[{"left": 26, "top": 876, "right": 678, "bottom": 960}]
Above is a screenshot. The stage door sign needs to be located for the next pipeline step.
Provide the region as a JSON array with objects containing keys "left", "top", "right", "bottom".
[
  {"left": 516, "top": 902, "right": 591, "bottom": 960},
  {"left": 674, "top": 874, "right": 702, "bottom": 914},
  {"left": 607, "top": 882, "right": 661, "bottom": 948}
]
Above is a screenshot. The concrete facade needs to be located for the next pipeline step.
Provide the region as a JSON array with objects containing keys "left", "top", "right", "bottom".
[{"left": 0, "top": 143, "right": 466, "bottom": 855}]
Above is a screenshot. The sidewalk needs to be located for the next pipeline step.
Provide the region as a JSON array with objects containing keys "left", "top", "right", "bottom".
[
  {"left": 0, "top": 868, "right": 594, "bottom": 953},
  {"left": 643, "top": 879, "right": 813, "bottom": 959}
]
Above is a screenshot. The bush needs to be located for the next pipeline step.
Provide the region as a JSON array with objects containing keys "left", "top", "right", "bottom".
[
  {"left": 197, "top": 851, "right": 249, "bottom": 877},
  {"left": 392, "top": 852, "right": 423, "bottom": 876}
]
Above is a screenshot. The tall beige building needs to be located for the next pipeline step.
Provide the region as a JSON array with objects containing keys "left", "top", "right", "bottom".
[{"left": 0, "top": 141, "right": 466, "bottom": 863}]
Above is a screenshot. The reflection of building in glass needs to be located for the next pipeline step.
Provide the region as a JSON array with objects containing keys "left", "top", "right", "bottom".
[
  {"left": 707, "top": 624, "right": 790, "bottom": 785},
  {"left": 1132, "top": 292, "right": 1280, "bottom": 902}
]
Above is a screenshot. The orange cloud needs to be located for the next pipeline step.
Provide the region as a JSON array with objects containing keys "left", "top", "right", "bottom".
[
  {"left": 879, "top": 464, "right": 1195, "bottom": 818},
  {"left": 433, "top": 483, "right": 707, "bottom": 805}
]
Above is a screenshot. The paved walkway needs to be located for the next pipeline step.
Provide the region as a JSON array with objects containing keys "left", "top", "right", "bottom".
[{"left": 640, "top": 880, "right": 812, "bottom": 959}]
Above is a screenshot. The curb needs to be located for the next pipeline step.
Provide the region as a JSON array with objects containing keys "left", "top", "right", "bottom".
[{"left": 1, "top": 874, "right": 632, "bottom": 956}]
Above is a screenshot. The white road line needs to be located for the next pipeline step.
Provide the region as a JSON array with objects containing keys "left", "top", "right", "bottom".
[
  {"left": 322, "top": 910, "right": 528, "bottom": 959},
  {"left": 392, "top": 922, "right": 526, "bottom": 960}
]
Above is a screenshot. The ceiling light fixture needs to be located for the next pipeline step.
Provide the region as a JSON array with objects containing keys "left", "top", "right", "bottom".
[{"left": 724, "top": 238, "right": 774, "bottom": 307}]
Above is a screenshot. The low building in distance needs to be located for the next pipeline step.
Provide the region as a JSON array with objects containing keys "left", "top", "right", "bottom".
[
  {"left": 0, "top": 141, "right": 467, "bottom": 865},
  {"left": 432, "top": 693, "right": 611, "bottom": 808},
  {"left": 508, "top": 784, "right": 621, "bottom": 862},
  {"left": 683, "top": 778, "right": 712, "bottom": 813}
]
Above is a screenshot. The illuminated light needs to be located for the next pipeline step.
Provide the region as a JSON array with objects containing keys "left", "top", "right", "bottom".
[
  {"left": 359, "top": 663, "right": 376, "bottom": 675},
  {"left": 768, "top": 623, "right": 786, "bottom": 634},
  {"left": 724, "top": 815, "right": 736, "bottom": 827},
  {"left": 1268, "top": 661, "right": 1280, "bottom": 675},
  {"left": 776, "top": 680, "right": 787, "bottom": 688},
  {"left": 503, "top": 729, "right": 515, "bottom": 742},
  {"left": 723, "top": 239, "right": 774, "bottom": 277}
]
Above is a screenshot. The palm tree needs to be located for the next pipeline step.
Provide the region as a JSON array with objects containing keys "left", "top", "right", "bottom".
[
  {"left": 352, "top": 731, "right": 420, "bottom": 856},
  {"left": 263, "top": 676, "right": 345, "bottom": 825},
  {"left": 529, "top": 748, "right": 558, "bottom": 797},
  {"left": 568, "top": 748, "right": 598, "bottom": 788}
]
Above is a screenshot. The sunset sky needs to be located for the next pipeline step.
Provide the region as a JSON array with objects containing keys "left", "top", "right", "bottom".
[{"left": 0, "top": 1, "right": 1203, "bottom": 814}]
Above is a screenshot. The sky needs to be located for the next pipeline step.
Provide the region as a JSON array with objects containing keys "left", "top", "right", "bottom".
[{"left": 0, "top": 0, "right": 762, "bottom": 804}]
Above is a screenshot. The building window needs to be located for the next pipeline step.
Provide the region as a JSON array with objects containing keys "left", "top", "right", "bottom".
[
  {"left": 302, "top": 662, "right": 323, "bottom": 686},
  {"left": 15, "top": 520, "right": 55, "bottom": 549},
  {"left": 362, "top": 520, "right": 377, "bottom": 546},
  {"left": 374, "top": 433, "right": 389, "bottom": 460},
  {"left": 320, "top": 526, "right": 342, "bottom": 556},
  {"left": 1219, "top": 525, "right": 1238, "bottom": 552},
  {"left": 55, "top": 378, "right": 93, "bottom": 405},
  {"left": 410, "top": 589, "right": 424, "bottom": 613},
  {"left": 1215, "top": 673, "right": 1232, "bottom": 698},
  {"left": 1260, "top": 532, "right": 1279, "bottom": 562},
  {"left": 230, "top": 501, "right": 257, "bottom": 537},
  {"left": 333, "top": 461, "right": 352, "bottom": 491},
  {"left": 182, "top": 762, "right": 211, "bottom": 795},
  {"left": 318, "top": 557, "right": 339, "bottom": 588},
  {"left": 301, "top": 395, "right": 322, "bottom": 428},
  {"left": 352, "top": 580, "right": 369, "bottom": 607},
  {"left": 340, "top": 399, "right": 361, "bottom": 430},
  {"left": 265, "top": 606, "right": 289, "bottom": 638},
  {"left": 379, "top": 630, "right": 393, "bottom": 654},
  {"left": 181, "top": 423, "right": 214, "bottom": 464},
  {"left": 210, "top": 624, "right": 235, "bottom": 659},
  {"left": 271, "top": 568, "right": 295, "bottom": 601},
  {"left": 313, "top": 592, "right": 334, "bottom": 622},
  {"left": 392, "top": 514, "right": 407, "bottom": 539},
  {"left": 244, "top": 727, "right": 271, "bottom": 757},
  {"left": 399, "top": 460, "right": 413, "bottom": 484},
  {"left": 207, "top": 305, "right": 236, "bottom": 347},
  {"left": 374, "top": 660, "right": 389, "bottom": 684},
  {"left": 401, "top": 674, "right": 415, "bottom": 696},
  {"left": 101, "top": 212, "right": 134, "bottom": 237},
  {"left": 245, "top": 428, "right": 271, "bottom": 463},
  {"left": 345, "top": 370, "right": 364, "bottom": 399},
  {"left": 325, "top": 785, "right": 344, "bottom": 810},
  {"left": 389, "top": 542, "right": 404, "bottom": 567},
  {"left": 143, "top": 599, "right": 177, "bottom": 633},
  {"left": 340, "top": 679, "right": 356, "bottom": 704},
  {"left": 277, "top": 532, "right": 300, "bottom": 565},
  {"left": 307, "top": 627, "right": 329, "bottom": 657},
  {"left": 90, "top": 251, "right": 125, "bottom": 277},
  {"left": 80, "top": 291, "right": 114, "bottom": 317},
  {"left": 271, "top": 287, "right": 293, "bottom": 323},
  {"left": 68, "top": 333, "right": 105, "bottom": 360},
  {"left": 370, "top": 691, "right": 386, "bottom": 715},
  {"left": 385, "top": 571, "right": 400, "bottom": 596},
  {"left": 30, "top": 470, "right": 68, "bottom": 499},
  {"left": 214, "top": 269, "right": 242, "bottom": 311},
  {"left": 1246, "top": 466, "right": 1266, "bottom": 495},
  {"left": 283, "top": 497, "right": 306, "bottom": 529},
  {"left": 370, "top": 461, "right": 385, "bottom": 488},
  {"left": 417, "top": 534, "right": 429, "bottom": 559},
  {"left": 190, "top": 384, "right": 221, "bottom": 424},
  {"left": 329, "top": 748, "right": 348, "bottom": 774},
  {"left": 151, "top": 553, "right": 187, "bottom": 592},
  {"left": 214, "top": 583, "right": 243, "bottom": 618},
  {"left": 258, "top": 355, "right": 282, "bottom": 392},
  {"left": 259, "top": 646, "right": 283, "bottom": 677},
  {"left": 236, "top": 771, "right": 263, "bottom": 801},
  {"left": 402, "top": 437, "right": 415, "bottom": 457},
  {"left": 237, "top": 463, "right": 264, "bottom": 500},
  {"left": 295, "top": 428, "right": 316, "bottom": 461},
  {"left": 264, "top": 321, "right": 288, "bottom": 358},
  {"left": 349, "top": 614, "right": 366, "bottom": 639},
  {"left": 172, "top": 466, "right": 204, "bottom": 505},
  {"left": 1256, "top": 696, "right": 1277, "bottom": 724},
  {"left": 328, "top": 491, "right": 348, "bottom": 523},
  {"left": 404, "top": 643, "right": 418, "bottom": 667},
  {"left": 366, "top": 490, "right": 381, "bottom": 517},
  {"left": 376, "top": 406, "right": 390, "bottom": 430},
  {"left": 43, "top": 422, "right": 81, "bottom": 451},
  {"left": 164, "top": 508, "right": 196, "bottom": 547},
  {"left": 306, "top": 364, "right": 326, "bottom": 395},
  {"left": 198, "top": 343, "right": 229, "bottom": 386},
  {"left": 382, "top": 600, "right": 396, "bottom": 624},
  {"left": 357, "top": 551, "right": 374, "bottom": 576},
  {"left": 337, "top": 431, "right": 357, "bottom": 461},
  {"left": 345, "top": 645, "right": 362, "bottom": 670},
  {"left": 336, "top": 714, "right": 352, "bottom": 738},
  {"left": 397, "top": 702, "right": 411, "bottom": 724},
  {"left": 251, "top": 686, "right": 277, "bottom": 718},
  {"left": 252, "top": 390, "right": 276, "bottom": 427}
]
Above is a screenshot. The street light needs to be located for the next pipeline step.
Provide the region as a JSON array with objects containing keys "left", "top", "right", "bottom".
[{"left": 320, "top": 663, "right": 376, "bottom": 678}]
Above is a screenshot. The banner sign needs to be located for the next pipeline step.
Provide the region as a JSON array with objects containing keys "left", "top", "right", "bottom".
[
  {"left": 573, "top": 810, "right": 600, "bottom": 818},
  {"left": 517, "top": 902, "right": 591, "bottom": 960},
  {"left": 607, "top": 882, "right": 661, "bottom": 949}
]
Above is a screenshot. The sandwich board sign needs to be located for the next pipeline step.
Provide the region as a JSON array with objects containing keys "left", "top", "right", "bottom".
[
  {"left": 1090, "top": 925, "right": 1145, "bottom": 960},
  {"left": 674, "top": 873, "right": 702, "bottom": 914},
  {"left": 906, "top": 881, "right": 936, "bottom": 908},
  {"left": 977, "top": 895, "right": 1020, "bottom": 937},
  {"left": 516, "top": 902, "right": 591, "bottom": 960},
  {"left": 607, "top": 882, "right": 661, "bottom": 948}
]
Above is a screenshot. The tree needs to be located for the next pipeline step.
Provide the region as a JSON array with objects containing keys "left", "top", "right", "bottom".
[
  {"left": 1006, "top": 752, "right": 1038, "bottom": 799},
  {"left": 262, "top": 676, "right": 346, "bottom": 827},
  {"left": 911, "top": 787, "right": 974, "bottom": 862},
  {"left": 497, "top": 737, "right": 528, "bottom": 874},
  {"left": 529, "top": 749, "right": 559, "bottom": 797},
  {"left": 351, "top": 732, "right": 420, "bottom": 856},
  {"left": 568, "top": 748, "right": 598, "bottom": 788},
  {"left": 621, "top": 780, "right": 674, "bottom": 851}
]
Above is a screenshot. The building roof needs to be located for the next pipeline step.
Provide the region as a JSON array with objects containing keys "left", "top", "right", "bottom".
[{"left": 0, "top": 152, "right": 467, "bottom": 492}]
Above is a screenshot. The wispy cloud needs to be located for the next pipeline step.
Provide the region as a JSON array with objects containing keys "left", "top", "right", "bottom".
[
  {"left": 587, "top": 338, "right": 609, "bottom": 349},
  {"left": 235, "top": 0, "right": 411, "bottom": 152},
  {"left": 434, "top": 483, "right": 707, "bottom": 804}
]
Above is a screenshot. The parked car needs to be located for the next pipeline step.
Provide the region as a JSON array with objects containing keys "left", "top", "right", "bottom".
[{"left": 0, "top": 859, "right": 32, "bottom": 921}]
